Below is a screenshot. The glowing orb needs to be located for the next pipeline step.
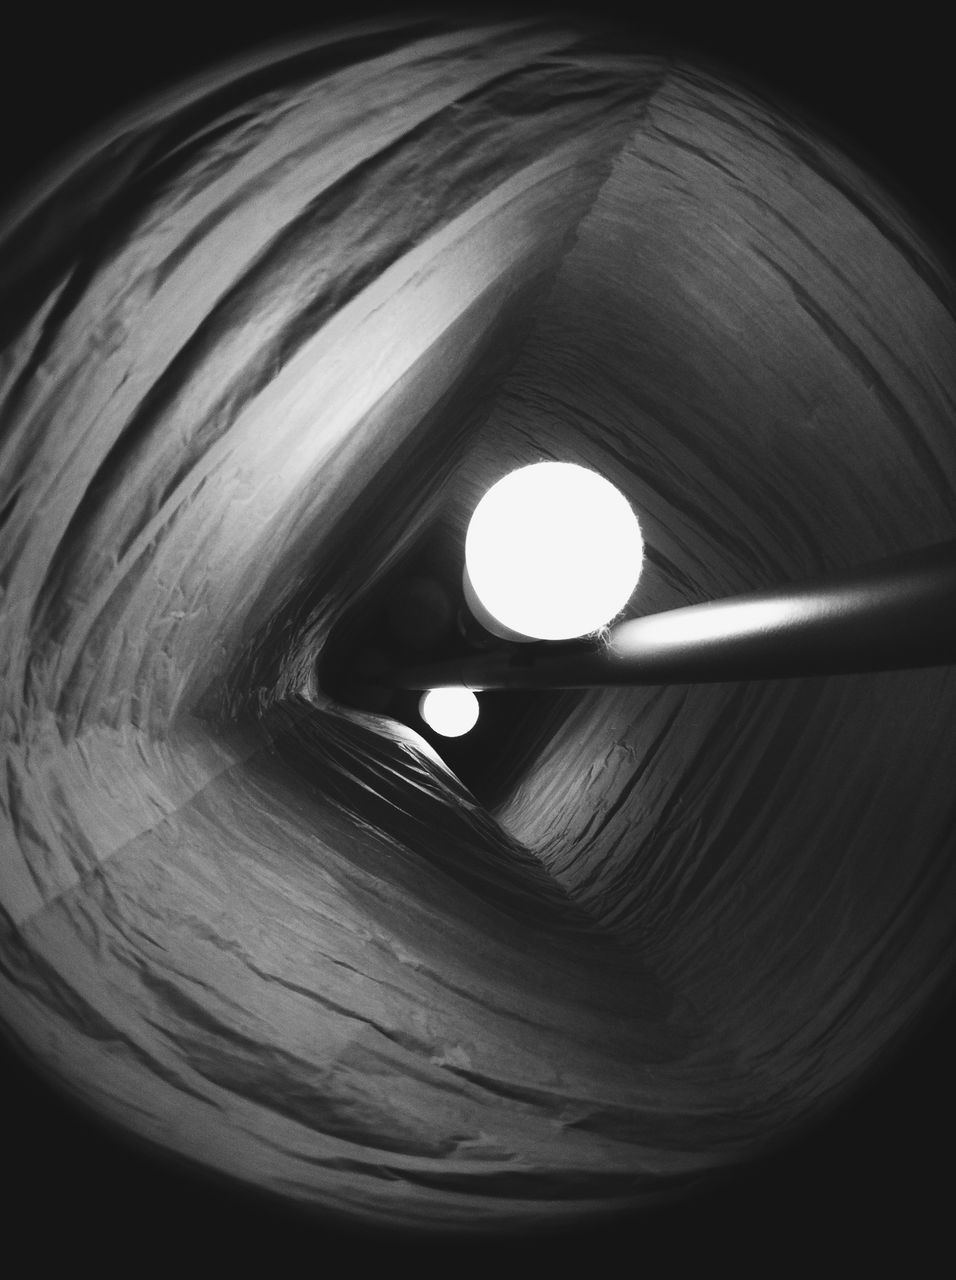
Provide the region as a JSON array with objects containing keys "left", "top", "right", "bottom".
[
  {"left": 464, "top": 462, "right": 644, "bottom": 641},
  {"left": 419, "top": 688, "right": 480, "bottom": 737}
]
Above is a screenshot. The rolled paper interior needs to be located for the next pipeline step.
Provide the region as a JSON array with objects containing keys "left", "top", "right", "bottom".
[{"left": 1, "top": 16, "right": 955, "bottom": 1235}]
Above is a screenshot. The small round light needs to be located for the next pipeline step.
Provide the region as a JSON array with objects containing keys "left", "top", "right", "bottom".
[
  {"left": 419, "top": 688, "right": 480, "bottom": 737},
  {"left": 464, "top": 462, "right": 644, "bottom": 641}
]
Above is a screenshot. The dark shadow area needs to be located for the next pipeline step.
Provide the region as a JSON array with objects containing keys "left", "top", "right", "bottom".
[{"left": 317, "top": 523, "right": 578, "bottom": 806}]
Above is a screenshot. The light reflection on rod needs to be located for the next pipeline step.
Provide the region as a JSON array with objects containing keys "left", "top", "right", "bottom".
[{"left": 381, "top": 541, "right": 956, "bottom": 690}]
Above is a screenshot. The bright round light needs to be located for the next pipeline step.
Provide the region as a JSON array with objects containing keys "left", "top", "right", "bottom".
[
  {"left": 419, "top": 688, "right": 480, "bottom": 737},
  {"left": 464, "top": 462, "right": 644, "bottom": 641}
]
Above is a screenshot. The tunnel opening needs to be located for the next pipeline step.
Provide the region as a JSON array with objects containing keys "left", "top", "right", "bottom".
[{"left": 316, "top": 523, "right": 578, "bottom": 807}]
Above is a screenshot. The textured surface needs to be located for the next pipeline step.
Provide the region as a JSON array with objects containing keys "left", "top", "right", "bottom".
[{"left": 1, "top": 16, "right": 955, "bottom": 1233}]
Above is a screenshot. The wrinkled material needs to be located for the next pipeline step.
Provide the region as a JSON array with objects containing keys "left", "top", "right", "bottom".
[{"left": 1, "top": 16, "right": 955, "bottom": 1231}]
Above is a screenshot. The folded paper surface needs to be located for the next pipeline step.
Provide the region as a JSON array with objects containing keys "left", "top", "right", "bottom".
[{"left": 1, "top": 17, "right": 954, "bottom": 1230}]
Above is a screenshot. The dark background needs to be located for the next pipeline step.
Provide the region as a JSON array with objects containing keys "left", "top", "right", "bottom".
[{"left": 1, "top": 2, "right": 953, "bottom": 1266}]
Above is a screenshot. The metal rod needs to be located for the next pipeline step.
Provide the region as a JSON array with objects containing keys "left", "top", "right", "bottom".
[{"left": 381, "top": 540, "right": 956, "bottom": 690}]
